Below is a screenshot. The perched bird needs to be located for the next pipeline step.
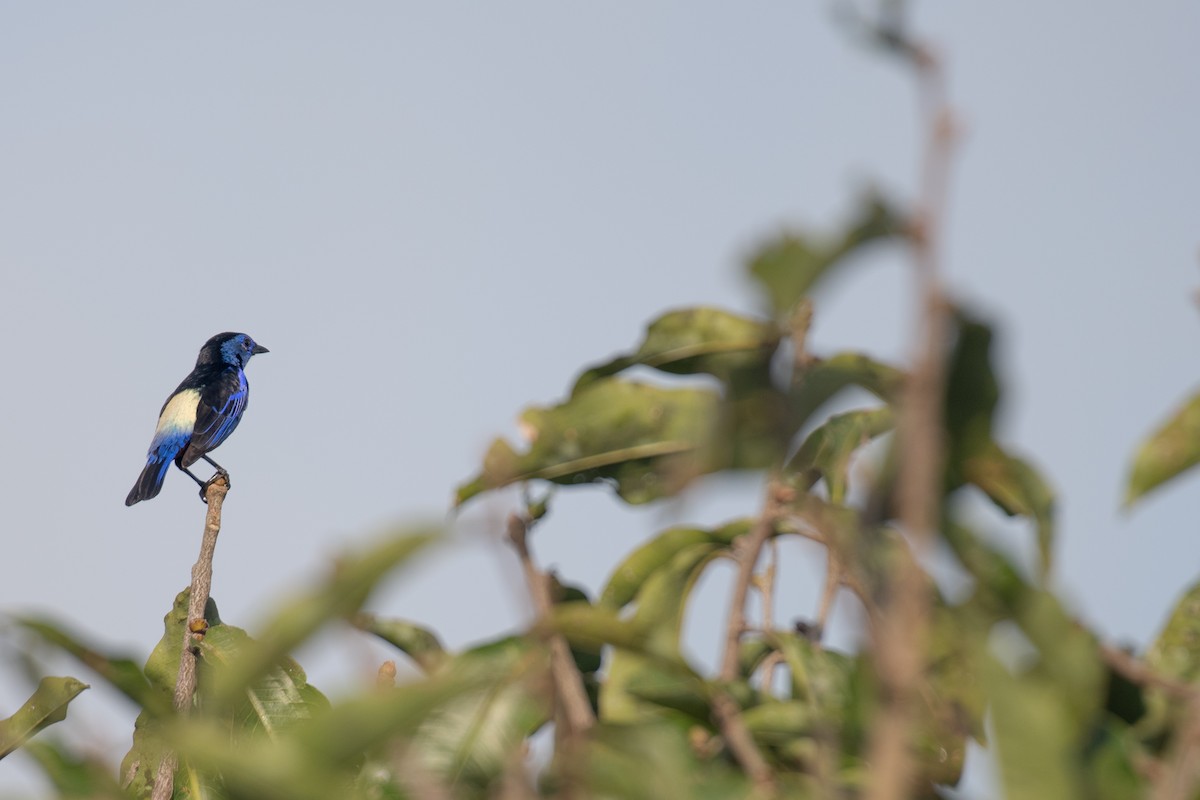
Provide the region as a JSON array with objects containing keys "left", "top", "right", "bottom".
[{"left": 126, "top": 332, "right": 269, "bottom": 506}]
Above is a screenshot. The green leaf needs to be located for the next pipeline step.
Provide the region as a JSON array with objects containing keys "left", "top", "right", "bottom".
[
  {"left": 162, "top": 720, "right": 361, "bottom": 800},
  {"left": 601, "top": 542, "right": 724, "bottom": 723},
  {"left": 941, "top": 518, "right": 1029, "bottom": 617},
  {"left": 461, "top": 308, "right": 788, "bottom": 498},
  {"left": 1125, "top": 391, "right": 1200, "bottom": 507},
  {"left": 456, "top": 379, "right": 719, "bottom": 506},
  {"left": 984, "top": 589, "right": 1106, "bottom": 800},
  {"left": 789, "top": 351, "right": 905, "bottom": 427},
  {"left": 985, "top": 607, "right": 1099, "bottom": 797},
  {"left": 737, "top": 637, "right": 775, "bottom": 679},
  {"left": 1141, "top": 573, "right": 1200, "bottom": 744},
  {"left": 572, "top": 306, "right": 780, "bottom": 393},
  {"left": 769, "top": 633, "right": 855, "bottom": 713},
  {"left": 408, "top": 637, "right": 550, "bottom": 792},
  {"left": 0, "top": 677, "right": 89, "bottom": 759},
  {"left": 208, "top": 529, "right": 435, "bottom": 706},
  {"left": 548, "top": 602, "right": 658, "bottom": 655},
  {"left": 198, "top": 623, "right": 330, "bottom": 735},
  {"left": 15, "top": 617, "right": 165, "bottom": 715},
  {"left": 627, "top": 544, "right": 724, "bottom": 651},
  {"left": 1146, "top": 578, "right": 1200, "bottom": 684},
  {"left": 599, "top": 519, "right": 752, "bottom": 610},
  {"left": 985, "top": 655, "right": 1082, "bottom": 800},
  {"left": 550, "top": 579, "right": 604, "bottom": 678},
  {"left": 20, "top": 739, "right": 130, "bottom": 798},
  {"left": 172, "top": 661, "right": 496, "bottom": 800},
  {"left": 747, "top": 190, "right": 906, "bottom": 317},
  {"left": 353, "top": 613, "right": 448, "bottom": 673},
  {"left": 561, "top": 307, "right": 794, "bottom": 472},
  {"left": 940, "top": 310, "right": 1058, "bottom": 575},
  {"left": 121, "top": 589, "right": 221, "bottom": 799},
  {"left": 620, "top": 670, "right": 715, "bottom": 724},
  {"left": 789, "top": 406, "right": 893, "bottom": 503},
  {"left": 122, "top": 712, "right": 171, "bottom": 800},
  {"left": 943, "top": 313, "right": 1000, "bottom": 464},
  {"left": 585, "top": 721, "right": 757, "bottom": 800},
  {"left": 964, "top": 443, "right": 1057, "bottom": 576},
  {"left": 1081, "top": 721, "right": 1148, "bottom": 800},
  {"left": 142, "top": 588, "right": 221, "bottom": 698},
  {"left": 1018, "top": 591, "right": 1105, "bottom": 723},
  {"left": 974, "top": 587, "right": 1104, "bottom": 800},
  {"left": 915, "top": 602, "right": 989, "bottom": 783},
  {"left": 290, "top": 668, "right": 492, "bottom": 767},
  {"left": 741, "top": 700, "right": 815, "bottom": 745}
]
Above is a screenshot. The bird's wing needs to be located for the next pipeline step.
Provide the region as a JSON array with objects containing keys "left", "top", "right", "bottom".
[
  {"left": 147, "top": 388, "right": 202, "bottom": 461},
  {"left": 179, "top": 369, "right": 249, "bottom": 466}
]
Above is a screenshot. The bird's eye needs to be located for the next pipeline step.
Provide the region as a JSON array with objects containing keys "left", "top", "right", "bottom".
[{"left": 243, "top": 340, "right": 252, "bottom": 350}]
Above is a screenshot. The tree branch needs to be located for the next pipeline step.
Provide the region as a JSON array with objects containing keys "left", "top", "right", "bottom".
[
  {"left": 1152, "top": 689, "right": 1200, "bottom": 800},
  {"left": 711, "top": 485, "right": 784, "bottom": 795},
  {"left": 1097, "top": 645, "right": 1200, "bottom": 799},
  {"left": 150, "top": 476, "right": 229, "bottom": 800},
  {"left": 754, "top": 540, "right": 781, "bottom": 692},
  {"left": 814, "top": 552, "right": 841, "bottom": 644},
  {"left": 711, "top": 690, "right": 777, "bottom": 796},
  {"left": 1100, "top": 645, "right": 1194, "bottom": 699},
  {"left": 864, "top": 31, "right": 958, "bottom": 800},
  {"left": 505, "top": 512, "right": 595, "bottom": 739},
  {"left": 719, "top": 481, "right": 782, "bottom": 683}
]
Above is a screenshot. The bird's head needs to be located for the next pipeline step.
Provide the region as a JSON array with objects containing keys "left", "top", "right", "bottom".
[{"left": 197, "top": 332, "right": 270, "bottom": 369}]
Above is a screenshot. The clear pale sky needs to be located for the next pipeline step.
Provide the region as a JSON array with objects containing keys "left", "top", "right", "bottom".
[{"left": 2, "top": 4, "right": 1198, "bottom": 797}]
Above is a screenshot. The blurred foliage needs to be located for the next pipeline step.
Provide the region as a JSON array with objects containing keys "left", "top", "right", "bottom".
[
  {"left": 456, "top": 379, "right": 720, "bottom": 506},
  {"left": 6, "top": 13, "right": 1200, "bottom": 800},
  {"left": 0, "top": 677, "right": 88, "bottom": 761},
  {"left": 745, "top": 189, "right": 907, "bottom": 319},
  {"left": 7, "top": 212, "right": 1197, "bottom": 799},
  {"left": 1126, "top": 391, "right": 1200, "bottom": 507}
]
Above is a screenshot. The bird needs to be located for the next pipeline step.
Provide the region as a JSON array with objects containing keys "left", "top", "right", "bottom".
[{"left": 126, "top": 332, "right": 269, "bottom": 506}]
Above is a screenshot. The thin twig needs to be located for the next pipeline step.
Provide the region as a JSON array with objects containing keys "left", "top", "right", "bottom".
[
  {"left": 1097, "top": 646, "right": 1200, "bottom": 799},
  {"left": 1099, "top": 645, "right": 1194, "bottom": 699},
  {"left": 719, "top": 482, "right": 782, "bottom": 683},
  {"left": 783, "top": 508, "right": 882, "bottom": 631},
  {"left": 496, "top": 742, "right": 537, "bottom": 800},
  {"left": 814, "top": 552, "right": 841, "bottom": 644},
  {"left": 505, "top": 513, "right": 595, "bottom": 737},
  {"left": 1152, "top": 690, "right": 1200, "bottom": 800},
  {"left": 754, "top": 539, "right": 781, "bottom": 693},
  {"left": 711, "top": 690, "right": 777, "bottom": 796},
  {"left": 863, "top": 33, "right": 958, "bottom": 800},
  {"left": 150, "top": 476, "right": 230, "bottom": 800},
  {"left": 756, "top": 540, "right": 779, "bottom": 635},
  {"left": 395, "top": 755, "right": 456, "bottom": 800},
  {"left": 713, "top": 485, "right": 782, "bottom": 795},
  {"left": 757, "top": 651, "right": 785, "bottom": 694}
]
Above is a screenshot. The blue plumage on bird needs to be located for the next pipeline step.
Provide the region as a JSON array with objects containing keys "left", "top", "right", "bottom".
[{"left": 126, "top": 332, "right": 268, "bottom": 506}]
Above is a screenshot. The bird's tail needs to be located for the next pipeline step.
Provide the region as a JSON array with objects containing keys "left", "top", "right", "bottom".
[{"left": 125, "top": 458, "right": 172, "bottom": 506}]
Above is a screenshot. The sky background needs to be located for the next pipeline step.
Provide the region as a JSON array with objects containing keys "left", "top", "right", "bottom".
[{"left": 2, "top": 4, "right": 1199, "bottom": 797}]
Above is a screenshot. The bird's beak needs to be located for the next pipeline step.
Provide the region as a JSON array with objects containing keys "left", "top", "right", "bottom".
[{"left": 253, "top": 344, "right": 270, "bottom": 355}]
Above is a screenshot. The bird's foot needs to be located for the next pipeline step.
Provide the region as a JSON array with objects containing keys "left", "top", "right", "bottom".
[{"left": 198, "top": 470, "right": 231, "bottom": 503}]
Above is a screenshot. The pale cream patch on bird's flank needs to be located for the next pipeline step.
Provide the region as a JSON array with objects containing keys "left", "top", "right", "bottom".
[{"left": 157, "top": 389, "right": 200, "bottom": 433}]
